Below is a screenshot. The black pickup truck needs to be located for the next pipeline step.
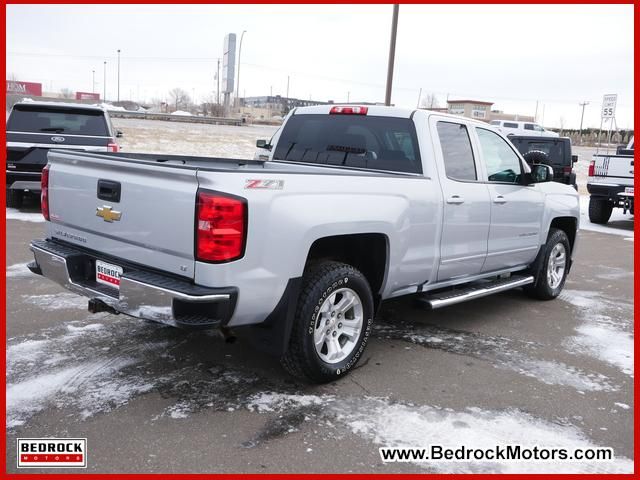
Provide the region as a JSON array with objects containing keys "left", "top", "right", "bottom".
[
  {"left": 508, "top": 136, "right": 578, "bottom": 190},
  {"left": 6, "top": 101, "right": 122, "bottom": 207}
]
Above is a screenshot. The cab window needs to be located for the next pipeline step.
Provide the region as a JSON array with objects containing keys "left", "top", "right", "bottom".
[
  {"left": 476, "top": 128, "right": 523, "bottom": 184},
  {"left": 436, "top": 121, "right": 477, "bottom": 181}
]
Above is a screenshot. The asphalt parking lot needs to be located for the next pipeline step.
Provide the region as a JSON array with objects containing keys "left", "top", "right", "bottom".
[{"left": 6, "top": 197, "right": 634, "bottom": 474}]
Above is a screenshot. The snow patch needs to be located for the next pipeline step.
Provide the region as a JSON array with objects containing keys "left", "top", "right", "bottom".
[
  {"left": 6, "top": 262, "right": 32, "bottom": 278},
  {"left": 6, "top": 208, "right": 45, "bottom": 223},
  {"left": 22, "top": 293, "right": 88, "bottom": 310}
]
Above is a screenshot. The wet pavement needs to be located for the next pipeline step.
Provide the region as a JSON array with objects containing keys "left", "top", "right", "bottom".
[{"left": 5, "top": 201, "right": 634, "bottom": 473}]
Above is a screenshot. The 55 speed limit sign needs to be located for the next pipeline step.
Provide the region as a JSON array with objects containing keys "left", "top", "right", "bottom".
[{"left": 601, "top": 94, "right": 617, "bottom": 118}]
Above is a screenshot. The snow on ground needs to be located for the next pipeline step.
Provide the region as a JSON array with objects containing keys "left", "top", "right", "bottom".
[
  {"left": 170, "top": 110, "right": 192, "bottom": 116},
  {"left": 560, "top": 290, "right": 633, "bottom": 377},
  {"left": 579, "top": 195, "right": 634, "bottom": 238},
  {"left": 22, "top": 293, "right": 88, "bottom": 310},
  {"left": 374, "top": 323, "right": 618, "bottom": 392},
  {"left": 112, "top": 117, "right": 277, "bottom": 158},
  {"left": 6, "top": 262, "right": 32, "bottom": 278},
  {"left": 6, "top": 208, "right": 45, "bottom": 223}
]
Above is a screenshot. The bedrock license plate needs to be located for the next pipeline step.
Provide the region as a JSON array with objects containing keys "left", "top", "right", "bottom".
[{"left": 96, "top": 260, "right": 123, "bottom": 289}]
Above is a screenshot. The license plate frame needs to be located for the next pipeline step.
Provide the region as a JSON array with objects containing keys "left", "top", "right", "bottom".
[{"left": 96, "top": 259, "right": 123, "bottom": 289}]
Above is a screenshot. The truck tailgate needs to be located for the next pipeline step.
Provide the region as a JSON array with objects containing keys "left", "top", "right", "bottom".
[{"left": 47, "top": 151, "right": 199, "bottom": 278}]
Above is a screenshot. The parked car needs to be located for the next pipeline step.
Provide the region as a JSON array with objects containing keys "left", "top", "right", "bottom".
[
  {"left": 587, "top": 137, "right": 634, "bottom": 224},
  {"left": 6, "top": 101, "right": 122, "bottom": 207},
  {"left": 28, "top": 105, "right": 579, "bottom": 383},
  {"left": 490, "top": 120, "right": 559, "bottom": 138},
  {"left": 508, "top": 136, "right": 578, "bottom": 189}
]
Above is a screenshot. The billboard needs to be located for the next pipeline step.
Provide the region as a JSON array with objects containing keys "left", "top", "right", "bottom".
[
  {"left": 76, "top": 92, "right": 100, "bottom": 100},
  {"left": 6, "top": 80, "right": 42, "bottom": 96},
  {"left": 222, "top": 33, "right": 236, "bottom": 94}
]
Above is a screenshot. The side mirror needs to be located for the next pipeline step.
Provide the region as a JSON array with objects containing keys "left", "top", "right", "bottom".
[
  {"left": 116, "top": 130, "right": 124, "bottom": 138},
  {"left": 256, "top": 139, "right": 271, "bottom": 150},
  {"left": 572, "top": 154, "right": 578, "bottom": 163},
  {"left": 530, "top": 164, "right": 554, "bottom": 183}
]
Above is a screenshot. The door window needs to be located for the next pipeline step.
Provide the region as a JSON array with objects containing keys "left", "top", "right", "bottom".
[
  {"left": 476, "top": 128, "right": 523, "bottom": 184},
  {"left": 436, "top": 121, "right": 477, "bottom": 181}
]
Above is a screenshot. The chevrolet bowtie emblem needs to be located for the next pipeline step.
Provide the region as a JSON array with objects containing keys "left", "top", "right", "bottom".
[{"left": 96, "top": 205, "right": 122, "bottom": 222}]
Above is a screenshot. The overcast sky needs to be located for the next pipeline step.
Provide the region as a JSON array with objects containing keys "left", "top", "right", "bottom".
[{"left": 7, "top": 4, "right": 634, "bottom": 128}]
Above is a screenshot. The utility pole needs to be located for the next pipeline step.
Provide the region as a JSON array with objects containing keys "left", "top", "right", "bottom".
[
  {"left": 416, "top": 87, "right": 422, "bottom": 108},
  {"left": 92, "top": 69, "right": 95, "bottom": 94},
  {"left": 286, "top": 76, "right": 290, "bottom": 114},
  {"left": 384, "top": 4, "right": 399, "bottom": 106},
  {"left": 117, "top": 49, "right": 121, "bottom": 102},
  {"left": 236, "top": 30, "right": 247, "bottom": 109},
  {"left": 534, "top": 100, "right": 539, "bottom": 122},
  {"left": 579, "top": 101, "right": 589, "bottom": 139},
  {"left": 216, "top": 59, "right": 220, "bottom": 105},
  {"left": 103, "top": 61, "right": 107, "bottom": 101},
  {"left": 347, "top": 91, "right": 350, "bottom": 103}
]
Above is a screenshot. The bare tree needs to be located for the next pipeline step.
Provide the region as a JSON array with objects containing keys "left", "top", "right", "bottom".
[
  {"left": 169, "top": 88, "right": 190, "bottom": 112},
  {"left": 59, "top": 88, "right": 74, "bottom": 99},
  {"left": 420, "top": 93, "right": 440, "bottom": 109}
]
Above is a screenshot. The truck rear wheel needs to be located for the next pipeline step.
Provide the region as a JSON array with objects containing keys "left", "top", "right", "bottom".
[
  {"left": 588, "top": 197, "right": 613, "bottom": 224},
  {"left": 524, "top": 228, "right": 570, "bottom": 300},
  {"left": 6, "top": 189, "right": 23, "bottom": 208},
  {"left": 281, "top": 261, "right": 374, "bottom": 383}
]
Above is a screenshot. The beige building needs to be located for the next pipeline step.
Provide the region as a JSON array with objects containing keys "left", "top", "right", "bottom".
[{"left": 445, "top": 99, "right": 534, "bottom": 123}]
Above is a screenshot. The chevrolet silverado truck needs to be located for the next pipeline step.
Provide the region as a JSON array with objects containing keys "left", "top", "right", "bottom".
[
  {"left": 28, "top": 105, "right": 580, "bottom": 383},
  {"left": 6, "top": 101, "right": 122, "bottom": 207},
  {"left": 587, "top": 137, "right": 634, "bottom": 224}
]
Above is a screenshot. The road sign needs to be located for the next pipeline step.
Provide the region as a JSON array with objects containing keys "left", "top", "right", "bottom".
[{"left": 601, "top": 94, "right": 617, "bottom": 119}]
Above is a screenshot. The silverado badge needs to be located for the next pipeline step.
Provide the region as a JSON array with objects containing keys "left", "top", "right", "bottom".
[{"left": 96, "top": 205, "right": 122, "bottom": 222}]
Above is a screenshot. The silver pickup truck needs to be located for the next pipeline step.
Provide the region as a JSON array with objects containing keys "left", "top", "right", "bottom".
[{"left": 29, "top": 105, "right": 580, "bottom": 383}]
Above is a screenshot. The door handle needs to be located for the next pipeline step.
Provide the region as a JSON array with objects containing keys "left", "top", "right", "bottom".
[
  {"left": 494, "top": 195, "right": 507, "bottom": 204},
  {"left": 446, "top": 195, "right": 465, "bottom": 205}
]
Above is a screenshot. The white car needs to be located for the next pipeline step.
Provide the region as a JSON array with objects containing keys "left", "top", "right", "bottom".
[{"left": 490, "top": 120, "right": 559, "bottom": 137}]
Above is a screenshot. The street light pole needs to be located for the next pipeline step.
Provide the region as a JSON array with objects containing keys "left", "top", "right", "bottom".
[
  {"left": 384, "top": 4, "right": 399, "bottom": 106},
  {"left": 103, "top": 61, "right": 107, "bottom": 101},
  {"left": 92, "top": 69, "right": 95, "bottom": 94},
  {"left": 579, "top": 101, "right": 589, "bottom": 142},
  {"left": 236, "top": 30, "right": 247, "bottom": 110},
  {"left": 117, "top": 49, "right": 121, "bottom": 102}
]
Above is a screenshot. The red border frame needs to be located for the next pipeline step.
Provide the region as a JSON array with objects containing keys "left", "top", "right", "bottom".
[{"left": 1, "top": 2, "right": 637, "bottom": 479}]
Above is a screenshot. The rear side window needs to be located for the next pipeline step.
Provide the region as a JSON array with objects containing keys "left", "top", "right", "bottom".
[
  {"left": 272, "top": 114, "right": 422, "bottom": 174},
  {"left": 436, "top": 121, "right": 477, "bottom": 181},
  {"left": 503, "top": 122, "right": 518, "bottom": 129},
  {"left": 7, "top": 106, "right": 109, "bottom": 136},
  {"left": 524, "top": 124, "right": 535, "bottom": 130}
]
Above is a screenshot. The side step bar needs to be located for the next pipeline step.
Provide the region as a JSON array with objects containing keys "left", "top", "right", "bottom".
[{"left": 416, "top": 275, "right": 534, "bottom": 310}]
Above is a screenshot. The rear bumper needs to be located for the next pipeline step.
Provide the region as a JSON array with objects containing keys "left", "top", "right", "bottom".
[{"left": 29, "top": 239, "right": 237, "bottom": 328}]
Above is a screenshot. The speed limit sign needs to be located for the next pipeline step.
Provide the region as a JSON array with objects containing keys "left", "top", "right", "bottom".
[{"left": 601, "top": 94, "right": 617, "bottom": 118}]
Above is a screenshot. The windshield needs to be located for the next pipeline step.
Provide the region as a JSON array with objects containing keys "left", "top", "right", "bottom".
[
  {"left": 7, "top": 105, "right": 109, "bottom": 136},
  {"left": 272, "top": 114, "right": 422, "bottom": 174},
  {"left": 511, "top": 139, "right": 565, "bottom": 163}
]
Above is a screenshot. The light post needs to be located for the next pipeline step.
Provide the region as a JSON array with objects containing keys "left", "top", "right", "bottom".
[
  {"left": 92, "top": 69, "right": 96, "bottom": 93},
  {"left": 103, "top": 61, "right": 107, "bottom": 101},
  {"left": 236, "top": 30, "right": 246, "bottom": 110},
  {"left": 579, "top": 101, "right": 589, "bottom": 144},
  {"left": 117, "top": 49, "right": 121, "bottom": 102},
  {"left": 384, "top": 5, "right": 399, "bottom": 106}
]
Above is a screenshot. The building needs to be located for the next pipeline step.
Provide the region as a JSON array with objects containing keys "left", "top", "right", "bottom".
[
  {"left": 446, "top": 99, "right": 494, "bottom": 121},
  {"left": 242, "top": 95, "right": 329, "bottom": 115},
  {"left": 444, "top": 99, "right": 534, "bottom": 123}
]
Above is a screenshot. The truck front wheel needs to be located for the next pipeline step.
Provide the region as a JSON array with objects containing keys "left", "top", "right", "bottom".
[
  {"left": 524, "top": 228, "right": 571, "bottom": 300},
  {"left": 588, "top": 197, "right": 613, "bottom": 224},
  {"left": 281, "top": 261, "right": 374, "bottom": 383}
]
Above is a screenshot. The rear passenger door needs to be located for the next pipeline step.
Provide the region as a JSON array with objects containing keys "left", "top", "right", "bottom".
[
  {"left": 474, "top": 127, "right": 544, "bottom": 272},
  {"left": 431, "top": 119, "right": 491, "bottom": 281}
]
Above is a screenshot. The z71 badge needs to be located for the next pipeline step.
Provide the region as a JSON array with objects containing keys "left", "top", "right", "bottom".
[{"left": 245, "top": 179, "right": 284, "bottom": 190}]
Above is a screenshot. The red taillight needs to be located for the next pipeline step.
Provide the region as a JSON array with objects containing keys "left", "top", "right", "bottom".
[
  {"left": 588, "top": 160, "right": 595, "bottom": 177},
  {"left": 41, "top": 164, "right": 50, "bottom": 221},
  {"left": 107, "top": 142, "right": 119, "bottom": 152},
  {"left": 329, "top": 106, "right": 368, "bottom": 115},
  {"left": 563, "top": 166, "right": 572, "bottom": 174},
  {"left": 196, "top": 191, "right": 246, "bottom": 262}
]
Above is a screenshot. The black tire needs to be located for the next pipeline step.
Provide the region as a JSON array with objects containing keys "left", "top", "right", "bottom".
[
  {"left": 588, "top": 197, "right": 613, "bottom": 224},
  {"left": 524, "top": 228, "right": 571, "bottom": 300},
  {"left": 6, "top": 189, "right": 23, "bottom": 208},
  {"left": 281, "top": 261, "right": 374, "bottom": 383}
]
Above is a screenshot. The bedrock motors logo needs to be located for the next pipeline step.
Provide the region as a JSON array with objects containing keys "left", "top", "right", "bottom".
[{"left": 17, "top": 438, "right": 87, "bottom": 468}]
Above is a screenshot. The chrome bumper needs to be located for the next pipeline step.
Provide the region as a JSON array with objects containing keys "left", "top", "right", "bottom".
[{"left": 30, "top": 240, "right": 237, "bottom": 328}]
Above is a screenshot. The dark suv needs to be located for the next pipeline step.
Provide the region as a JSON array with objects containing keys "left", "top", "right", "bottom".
[
  {"left": 6, "top": 101, "right": 122, "bottom": 207},
  {"left": 508, "top": 136, "right": 578, "bottom": 190}
]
